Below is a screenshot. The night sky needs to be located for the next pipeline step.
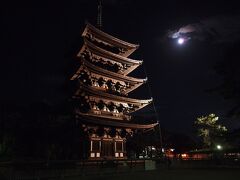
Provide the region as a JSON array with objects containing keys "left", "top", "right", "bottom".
[{"left": 2, "top": 0, "right": 240, "bottom": 134}]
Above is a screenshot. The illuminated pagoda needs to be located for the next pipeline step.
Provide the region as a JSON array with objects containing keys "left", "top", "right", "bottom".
[{"left": 71, "top": 4, "right": 157, "bottom": 159}]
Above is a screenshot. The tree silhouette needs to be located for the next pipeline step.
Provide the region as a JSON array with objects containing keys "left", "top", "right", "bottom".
[{"left": 195, "top": 113, "right": 227, "bottom": 148}]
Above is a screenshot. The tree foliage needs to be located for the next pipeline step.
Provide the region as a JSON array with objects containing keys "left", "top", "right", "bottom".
[{"left": 195, "top": 113, "right": 227, "bottom": 148}]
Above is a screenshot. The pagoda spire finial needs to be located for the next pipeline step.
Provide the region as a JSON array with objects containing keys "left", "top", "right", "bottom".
[{"left": 97, "top": 0, "right": 103, "bottom": 29}]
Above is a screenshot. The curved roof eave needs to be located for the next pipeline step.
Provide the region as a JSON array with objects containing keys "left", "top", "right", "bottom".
[
  {"left": 83, "top": 23, "right": 139, "bottom": 50},
  {"left": 76, "top": 115, "right": 158, "bottom": 129},
  {"left": 82, "top": 38, "right": 143, "bottom": 65}
]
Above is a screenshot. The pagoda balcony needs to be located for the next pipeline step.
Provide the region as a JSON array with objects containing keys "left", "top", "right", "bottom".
[
  {"left": 76, "top": 109, "right": 131, "bottom": 121},
  {"left": 90, "top": 109, "right": 131, "bottom": 121}
]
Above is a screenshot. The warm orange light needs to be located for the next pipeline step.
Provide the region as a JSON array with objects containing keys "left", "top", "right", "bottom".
[{"left": 181, "top": 154, "right": 187, "bottom": 158}]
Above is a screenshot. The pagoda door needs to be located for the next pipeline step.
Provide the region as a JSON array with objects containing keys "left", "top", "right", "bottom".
[{"left": 101, "top": 140, "right": 114, "bottom": 158}]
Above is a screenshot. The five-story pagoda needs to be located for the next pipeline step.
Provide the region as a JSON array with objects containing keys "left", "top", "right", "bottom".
[{"left": 71, "top": 13, "right": 158, "bottom": 159}]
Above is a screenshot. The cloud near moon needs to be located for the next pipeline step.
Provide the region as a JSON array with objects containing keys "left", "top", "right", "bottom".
[{"left": 168, "top": 15, "right": 240, "bottom": 44}]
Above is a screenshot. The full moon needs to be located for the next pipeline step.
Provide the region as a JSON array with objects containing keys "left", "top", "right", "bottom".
[{"left": 178, "top": 38, "right": 185, "bottom": 44}]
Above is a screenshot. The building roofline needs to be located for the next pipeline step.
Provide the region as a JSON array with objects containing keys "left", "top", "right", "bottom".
[
  {"left": 76, "top": 114, "right": 158, "bottom": 129},
  {"left": 83, "top": 22, "right": 139, "bottom": 49}
]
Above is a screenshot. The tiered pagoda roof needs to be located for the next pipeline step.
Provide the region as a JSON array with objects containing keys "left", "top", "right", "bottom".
[
  {"left": 71, "top": 57, "right": 147, "bottom": 94},
  {"left": 82, "top": 23, "right": 139, "bottom": 57},
  {"left": 71, "top": 23, "right": 157, "bottom": 130},
  {"left": 74, "top": 84, "right": 152, "bottom": 109},
  {"left": 77, "top": 38, "right": 142, "bottom": 75},
  {"left": 76, "top": 114, "right": 158, "bottom": 129}
]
